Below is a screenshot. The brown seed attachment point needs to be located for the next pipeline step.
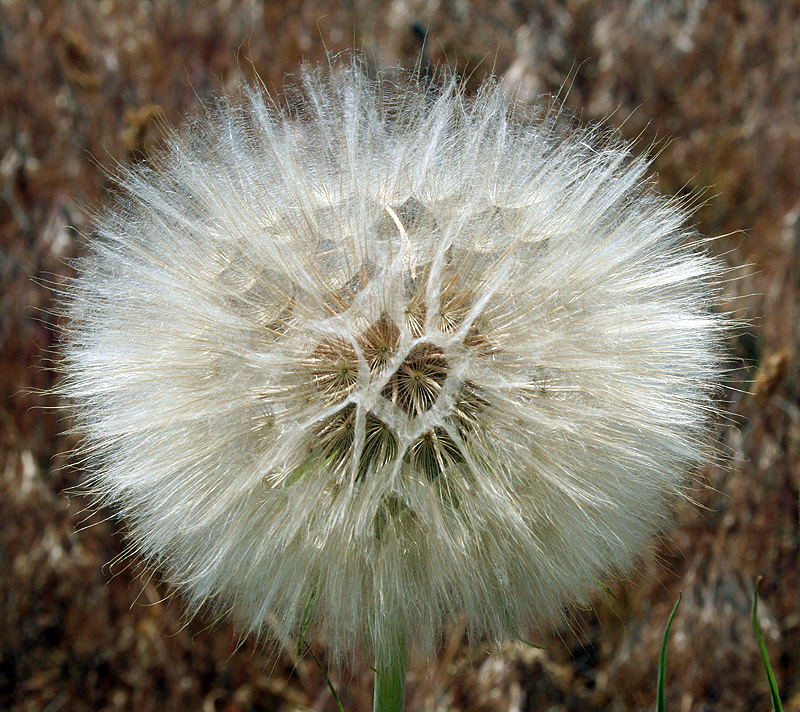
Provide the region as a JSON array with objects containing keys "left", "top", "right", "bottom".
[
  {"left": 437, "top": 270, "right": 473, "bottom": 333},
  {"left": 405, "top": 427, "right": 465, "bottom": 482},
  {"left": 311, "top": 404, "right": 398, "bottom": 481},
  {"left": 358, "top": 314, "right": 401, "bottom": 373},
  {"left": 305, "top": 338, "right": 358, "bottom": 403},
  {"left": 382, "top": 343, "right": 448, "bottom": 416},
  {"left": 313, "top": 403, "right": 357, "bottom": 473},
  {"left": 454, "top": 381, "right": 489, "bottom": 435}
]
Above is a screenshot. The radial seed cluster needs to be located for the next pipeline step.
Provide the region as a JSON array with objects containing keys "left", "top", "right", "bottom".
[{"left": 62, "top": 61, "right": 725, "bottom": 658}]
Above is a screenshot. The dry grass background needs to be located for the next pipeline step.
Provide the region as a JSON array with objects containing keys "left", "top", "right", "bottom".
[{"left": 1, "top": 1, "right": 799, "bottom": 711}]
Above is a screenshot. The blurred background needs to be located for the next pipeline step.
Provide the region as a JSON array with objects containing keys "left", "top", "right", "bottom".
[{"left": 1, "top": 1, "right": 798, "bottom": 710}]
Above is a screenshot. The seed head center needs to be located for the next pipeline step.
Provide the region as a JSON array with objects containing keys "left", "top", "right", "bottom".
[{"left": 301, "top": 288, "right": 490, "bottom": 488}]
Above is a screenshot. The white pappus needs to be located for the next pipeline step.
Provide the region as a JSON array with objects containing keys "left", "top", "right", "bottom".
[{"left": 60, "top": 58, "right": 727, "bottom": 661}]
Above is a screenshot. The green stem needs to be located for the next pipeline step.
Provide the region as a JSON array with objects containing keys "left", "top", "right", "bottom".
[
  {"left": 373, "top": 627, "right": 407, "bottom": 712},
  {"left": 753, "top": 577, "right": 783, "bottom": 712}
]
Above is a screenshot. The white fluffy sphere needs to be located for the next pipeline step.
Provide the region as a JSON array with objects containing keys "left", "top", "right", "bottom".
[{"left": 62, "top": 61, "right": 725, "bottom": 658}]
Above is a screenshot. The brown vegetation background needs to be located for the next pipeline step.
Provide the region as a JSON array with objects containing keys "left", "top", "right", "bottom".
[{"left": 2, "top": 1, "right": 799, "bottom": 710}]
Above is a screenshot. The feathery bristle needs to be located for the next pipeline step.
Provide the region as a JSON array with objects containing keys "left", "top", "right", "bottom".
[{"left": 59, "top": 58, "right": 727, "bottom": 660}]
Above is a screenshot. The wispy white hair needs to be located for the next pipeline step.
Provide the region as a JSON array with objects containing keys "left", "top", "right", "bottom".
[{"left": 61, "top": 58, "right": 726, "bottom": 659}]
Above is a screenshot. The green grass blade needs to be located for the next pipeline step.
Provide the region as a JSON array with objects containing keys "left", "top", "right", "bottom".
[
  {"left": 295, "top": 588, "right": 345, "bottom": 712},
  {"left": 296, "top": 587, "right": 319, "bottom": 658},
  {"left": 307, "top": 645, "right": 346, "bottom": 712},
  {"left": 501, "top": 602, "right": 544, "bottom": 649},
  {"left": 596, "top": 579, "right": 618, "bottom": 600},
  {"left": 656, "top": 592, "right": 681, "bottom": 712},
  {"left": 752, "top": 577, "right": 783, "bottom": 712}
]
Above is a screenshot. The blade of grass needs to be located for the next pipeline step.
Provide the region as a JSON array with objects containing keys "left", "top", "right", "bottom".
[
  {"left": 306, "top": 644, "right": 346, "bottom": 712},
  {"left": 752, "top": 577, "right": 783, "bottom": 712},
  {"left": 501, "top": 602, "right": 544, "bottom": 649},
  {"left": 296, "top": 587, "right": 319, "bottom": 658},
  {"left": 596, "top": 579, "right": 618, "bottom": 600},
  {"left": 656, "top": 592, "right": 681, "bottom": 712}
]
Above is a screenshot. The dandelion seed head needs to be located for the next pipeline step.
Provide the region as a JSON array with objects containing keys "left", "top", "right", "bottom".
[{"left": 61, "top": 59, "right": 726, "bottom": 658}]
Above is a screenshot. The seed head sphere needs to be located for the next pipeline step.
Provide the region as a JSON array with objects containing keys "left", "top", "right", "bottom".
[{"left": 63, "top": 62, "right": 724, "bottom": 658}]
